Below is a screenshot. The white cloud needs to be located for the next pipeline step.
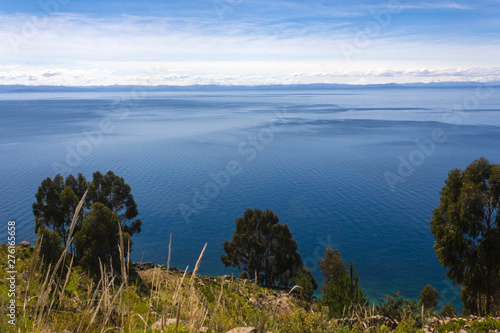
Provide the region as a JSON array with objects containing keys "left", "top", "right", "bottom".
[
  {"left": 395, "top": 2, "right": 473, "bottom": 10},
  {"left": 0, "top": 12, "right": 498, "bottom": 85}
]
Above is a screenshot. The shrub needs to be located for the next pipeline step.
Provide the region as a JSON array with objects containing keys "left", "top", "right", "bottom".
[
  {"left": 376, "top": 292, "right": 418, "bottom": 322},
  {"left": 436, "top": 321, "right": 461, "bottom": 333},
  {"left": 470, "top": 318, "right": 500, "bottom": 332}
]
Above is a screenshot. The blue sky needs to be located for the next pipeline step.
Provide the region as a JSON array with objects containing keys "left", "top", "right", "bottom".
[{"left": 0, "top": 0, "right": 499, "bottom": 85}]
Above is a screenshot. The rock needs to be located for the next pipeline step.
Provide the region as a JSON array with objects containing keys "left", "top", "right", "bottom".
[
  {"left": 459, "top": 330, "right": 468, "bottom": 333},
  {"left": 151, "top": 318, "right": 179, "bottom": 330},
  {"left": 198, "top": 327, "right": 209, "bottom": 332},
  {"left": 226, "top": 328, "right": 257, "bottom": 333},
  {"left": 19, "top": 241, "right": 30, "bottom": 247},
  {"left": 222, "top": 275, "right": 232, "bottom": 279},
  {"left": 62, "top": 331, "right": 72, "bottom": 333}
]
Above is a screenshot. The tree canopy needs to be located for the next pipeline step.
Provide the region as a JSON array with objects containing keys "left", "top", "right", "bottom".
[
  {"left": 87, "top": 171, "right": 142, "bottom": 236},
  {"left": 33, "top": 171, "right": 141, "bottom": 276},
  {"left": 74, "top": 203, "right": 125, "bottom": 274},
  {"left": 221, "top": 208, "right": 305, "bottom": 287},
  {"left": 430, "top": 157, "right": 500, "bottom": 315},
  {"left": 33, "top": 173, "right": 85, "bottom": 242},
  {"left": 419, "top": 285, "right": 439, "bottom": 311}
]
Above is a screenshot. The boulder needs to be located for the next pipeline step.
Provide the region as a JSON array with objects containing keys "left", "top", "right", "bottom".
[
  {"left": 151, "top": 318, "right": 179, "bottom": 330},
  {"left": 226, "top": 328, "right": 257, "bottom": 333}
]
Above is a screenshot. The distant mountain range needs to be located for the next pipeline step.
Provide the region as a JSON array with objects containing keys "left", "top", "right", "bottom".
[{"left": 0, "top": 82, "right": 499, "bottom": 93}]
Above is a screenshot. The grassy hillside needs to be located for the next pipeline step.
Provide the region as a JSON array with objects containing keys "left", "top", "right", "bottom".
[{"left": 1, "top": 243, "right": 499, "bottom": 333}]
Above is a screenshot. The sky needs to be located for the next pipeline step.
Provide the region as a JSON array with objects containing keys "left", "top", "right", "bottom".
[{"left": 0, "top": 0, "right": 499, "bottom": 86}]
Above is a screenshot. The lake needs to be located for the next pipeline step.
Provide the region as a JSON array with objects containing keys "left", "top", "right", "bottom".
[{"left": 1, "top": 86, "right": 499, "bottom": 308}]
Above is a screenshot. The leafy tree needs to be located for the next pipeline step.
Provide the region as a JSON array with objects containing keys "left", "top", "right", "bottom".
[
  {"left": 319, "top": 247, "right": 367, "bottom": 318},
  {"left": 37, "top": 225, "right": 63, "bottom": 266},
  {"left": 292, "top": 267, "right": 318, "bottom": 298},
  {"left": 33, "top": 174, "right": 85, "bottom": 241},
  {"left": 87, "top": 171, "right": 142, "bottom": 236},
  {"left": 419, "top": 285, "right": 439, "bottom": 311},
  {"left": 221, "top": 208, "right": 303, "bottom": 287},
  {"left": 319, "top": 246, "right": 347, "bottom": 295},
  {"left": 33, "top": 171, "right": 141, "bottom": 276},
  {"left": 440, "top": 303, "right": 457, "bottom": 318},
  {"left": 430, "top": 157, "right": 500, "bottom": 315},
  {"left": 74, "top": 203, "right": 126, "bottom": 275}
]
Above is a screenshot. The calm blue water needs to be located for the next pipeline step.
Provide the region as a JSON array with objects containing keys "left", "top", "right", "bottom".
[{"left": 1, "top": 87, "right": 499, "bottom": 308}]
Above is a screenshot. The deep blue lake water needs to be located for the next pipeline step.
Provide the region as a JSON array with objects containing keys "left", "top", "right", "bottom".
[{"left": 1, "top": 87, "right": 499, "bottom": 308}]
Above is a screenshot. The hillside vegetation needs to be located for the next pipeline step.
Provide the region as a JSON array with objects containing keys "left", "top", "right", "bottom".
[{"left": 1, "top": 243, "right": 500, "bottom": 333}]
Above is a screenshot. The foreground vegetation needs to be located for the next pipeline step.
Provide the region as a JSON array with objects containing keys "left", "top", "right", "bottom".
[
  {"left": 1, "top": 242, "right": 500, "bottom": 333},
  {"left": 1, "top": 157, "right": 499, "bottom": 331}
]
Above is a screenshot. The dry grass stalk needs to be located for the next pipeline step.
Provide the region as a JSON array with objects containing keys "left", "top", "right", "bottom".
[{"left": 117, "top": 219, "right": 127, "bottom": 288}]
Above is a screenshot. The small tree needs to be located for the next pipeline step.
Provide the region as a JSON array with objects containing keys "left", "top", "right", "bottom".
[
  {"left": 319, "top": 246, "right": 347, "bottom": 295},
  {"left": 320, "top": 247, "right": 367, "bottom": 318},
  {"left": 37, "top": 225, "right": 63, "bottom": 267},
  {"left": 419, "top": 285, "right": 439, "bottom": 311},
  {"left": 221, "top": 208, "right": 303, "bottom": 287},
  {"left": 440, "top": 303, "right": 457, "bottom": 318},
  {"left": 292, "top": 267, "right": 318, "bottom": 298},
  {"left": 74, "top": 203, "right": 125, "bottom": 276}
]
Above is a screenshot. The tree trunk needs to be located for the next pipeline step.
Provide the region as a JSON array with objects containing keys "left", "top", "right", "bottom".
[
  {"left": 485, "top": 291, "right": 491, "bottom": 315},
  {"left": 477, "top": 293, "right": 482, "bottom": 316}
]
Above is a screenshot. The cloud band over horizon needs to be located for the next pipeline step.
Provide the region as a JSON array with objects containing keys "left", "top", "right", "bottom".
[{"left": 1, "top": 0, "right": 499, "bottom": 86}]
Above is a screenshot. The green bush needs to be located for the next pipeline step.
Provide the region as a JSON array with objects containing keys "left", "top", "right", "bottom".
[
  {"left": 470, "top": 318, "right": 500, "bottom": 332},
  {"left": 376, "top": 292, "right": 418, "bottom": 322},
  {"left": 394, "top": 318, "right": 421, "bottom": 333},
  {"left": 379, "top": 325, "right": 391, "bottom": 333},
  {"left": 436, "top": 321, "right": 460, "bottom": 333}
]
